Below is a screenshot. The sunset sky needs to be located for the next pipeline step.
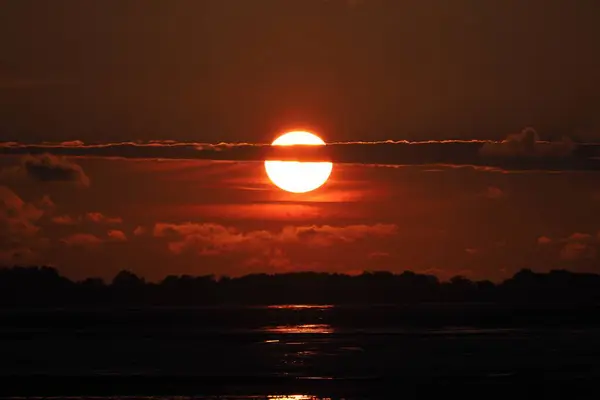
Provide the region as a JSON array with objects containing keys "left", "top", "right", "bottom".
[{"left": 1, "top": 0, "right": 600, "bottom": 281}]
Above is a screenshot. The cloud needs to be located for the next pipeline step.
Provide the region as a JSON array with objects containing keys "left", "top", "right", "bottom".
[
  {"left": 537, "top": 232, "right": 598, "bottom": 261},
  {"left": 560, "top": 233, "right": 597, "bottom": 261},
  {"left": 153, "top": 222, "right": 272, "bottom": 255},
  {"left": 537, "top": 236, "right": 553, "bottom": 245},
  {"left": 107, "top": 230, "right": 127, "bottom": 242},
  {"left": 244, "top": 247, "right": 292, "bottom": 271},
  {"left": 479, "top": 127, "right": 575, "bottom": 158},
  {"left": 0, "top": 186, "right": 43, "bottom": 237},
  {"left": 153, "top": 222, "right": 397, "bottom": 256},
  {"left": 61, "top": 229, "right": 127, "bottom": 248},
  {"left": 292, "top": 224, "right": 397, "bottom": 247},
  {"left": 133, "top": 226, "right": 147, "bottom": 236},
  {"left": 36, "top": 195, "right": 55, "bottom": 211},
  {"left": 1, "top": 128, "right": 598, "bottom": 171},
  {"left": 85, "top": 212, "right": 122, "bottom": 225},
  {"left": 0, "top": 186, "right": 47, "bottom": 263},
  {"left": 61, "top": 233, "right": 103, "bottom": 249},
  {"left": 538, "top": 232, "right": 594, "bottom": 246},
  {"left": 57, "top": 140, "right": 85, "bottom": 147},
  {"left": 20, "top": 154, "right": 90, "bottom": 186},
  {"left": 567, "top": 232, "right": 593, "bottom": 242},
  {"left": 51, "top": 215, "right": 79, "bottom": 225},
  {"left": 560, "top": 242, "right": 596, "bottom": 261},
  {"left": 51, "top": 212, "right": 123, "bottom": 225}
]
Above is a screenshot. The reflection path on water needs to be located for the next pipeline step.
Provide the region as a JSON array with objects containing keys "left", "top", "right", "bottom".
[
  {"left": 267, "top": 305, "right": 334, "bottom": 310},
  {"left": 2, "top": 304, "right": 600, "bottom": 380},
  {"left": 260, "top": 324, "right": 350, "bottom": 378},
  {"left": 264, "top": 324, "right": 334, "bottom": 334}
]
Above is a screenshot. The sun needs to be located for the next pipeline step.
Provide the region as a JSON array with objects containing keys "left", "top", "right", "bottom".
[{"left": 264, "top": 131, "right": 333, "bottom": 193}]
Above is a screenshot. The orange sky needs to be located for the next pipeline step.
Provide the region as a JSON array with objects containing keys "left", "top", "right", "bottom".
[
  {"left": 2, "top": 151, "right": 600, "bottom": 282},
  {"left": 2, "top": 1, "right": 600, "bottom": 282}
]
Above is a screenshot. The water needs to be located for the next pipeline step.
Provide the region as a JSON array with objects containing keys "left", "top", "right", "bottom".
[{"left": 1, "top": 304, "right": 600, "bottom": 397}]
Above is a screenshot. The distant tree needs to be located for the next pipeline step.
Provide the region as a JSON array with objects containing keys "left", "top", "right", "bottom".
[
  {"left": 112, "top": 270, "right": 145, "bottom": 289},
  {"left": 80, "top": 277, "right": 105, "bottom": 288},
  {"left": 449, "top": 275, "right": 474, "bottom": 289},
  {"left": 1, "top": 265, "right": 600, "bottom": 308}
]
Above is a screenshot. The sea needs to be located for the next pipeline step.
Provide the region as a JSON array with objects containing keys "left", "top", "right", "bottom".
[{"left": 1, "top": 304, "right": 599, "bottom": 398}]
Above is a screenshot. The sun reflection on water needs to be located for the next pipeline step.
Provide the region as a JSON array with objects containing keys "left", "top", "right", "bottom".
[
  {"left": 267, "top": 304, "right": 333, "bottom": 310},
  {"left": 264, "top": 324, "right": 333, "bottom": 334}
]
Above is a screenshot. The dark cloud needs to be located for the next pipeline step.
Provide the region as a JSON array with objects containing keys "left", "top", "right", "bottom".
[
  {"left": 1, "top": 129, "right": 599, "bottom": 171},
  {"left": 21, "top": 154, "right": 90, "bottom": 186},
  {"left": 479, "top": 128, "right": 575, "bottom": 158}
]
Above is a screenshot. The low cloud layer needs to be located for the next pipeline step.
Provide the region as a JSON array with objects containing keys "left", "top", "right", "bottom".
[
  {"left": 85, "top": 212, "right": 123, "bottom": 225},
  {"left": 538, "top": 232, "right": 600, "bottom": 261},
  {"left": 61, "top": 233, "right": 103, "bottom": 249},
  {"left": 24, "top": 154, "right": 90, "bottom": 186},
  {"left": 479, "top": 128, "right": 575, "bottom": 158},
  {"left": 1, "top": 154, "right": 90, "bottom": 186},
  {"left": 1, "top": 128, "right": 598, "bottom": 171},
  {"left": 51, "top": 212, "right": 123, "bottom": 226},
  {"left": 152, "top": 221, "right": 397, "bottom": 256},
  {"left": 61, "top": 229, "right": 128, "bottom": 248}
]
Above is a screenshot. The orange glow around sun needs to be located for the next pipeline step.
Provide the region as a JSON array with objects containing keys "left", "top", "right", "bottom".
[{"left": 264, "top": 131, "right": 333, "bottom": 193}]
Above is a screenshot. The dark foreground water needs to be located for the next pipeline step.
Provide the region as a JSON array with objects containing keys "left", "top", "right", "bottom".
[{"left": 1, "top": 304, "right": 600, "bottom": 397}]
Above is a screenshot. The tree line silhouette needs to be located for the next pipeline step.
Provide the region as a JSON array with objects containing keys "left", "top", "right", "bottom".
[{"left": 1, "top": 266, "right": 600, "bottom": 307}]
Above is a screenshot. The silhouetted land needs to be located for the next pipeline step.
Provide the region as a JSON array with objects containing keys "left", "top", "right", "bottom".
[{"left": 2, "top": 266, "right": 600, "bottom": 307}]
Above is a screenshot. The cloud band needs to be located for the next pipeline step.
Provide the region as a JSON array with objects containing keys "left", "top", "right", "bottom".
[{"left": 2, "top": 129, "right": 599, "bottom": 171}]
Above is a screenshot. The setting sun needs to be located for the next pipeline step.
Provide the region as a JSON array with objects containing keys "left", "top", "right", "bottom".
[{"left": 264, "top": 131, "right": 333, "bottom": 193}]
